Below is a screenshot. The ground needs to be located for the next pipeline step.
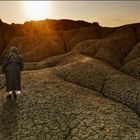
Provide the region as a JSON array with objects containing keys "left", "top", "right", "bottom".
[{"left": 0, "top": 68, "right": 140, "bottom": 140}]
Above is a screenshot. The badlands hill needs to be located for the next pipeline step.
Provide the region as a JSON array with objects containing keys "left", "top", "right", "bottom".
[{"left": 0, "top": 19, "right": 140, "bottom": 139}]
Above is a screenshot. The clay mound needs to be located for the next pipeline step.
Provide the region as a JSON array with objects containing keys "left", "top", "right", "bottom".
[
  {"left": 0, "top": 26, "right": 103, "bottom": 62},
  {"left": 95, "top": 27, "right": 138, "bottom": 68},
  {"left": 54, "top": 54, "right": 117, "bottom": 92},
  {"left": 0, "top": 21, "right": 102, "bottom": 62},
  {"left": 22, "top": 42, "right": 64, "bottom": 62},
  {"left": 72, "top": 26, "right": 137, "bottom": 68},
  {"left": 66, "top": 26, "right": 117, "bottom": 51},
  {"left": 121, "top": 58, "right": 140, "bottom": 79},
  {"left": 21, "top": 35, "right": 65, "bottom": 62},
  {"left": 0, "top": 36, "right": 33, "bottom": 59},
  {"left": 66, "top": 27, "right": 100, "bottom": 51},
  {"left": 1, "top": 33, "right": 65, "bottom": 62},
  {"left": 123, "top": 42, "right": 140, "bottom": 64},
  {"left": 0, "top": 19, "right": 99, "bottom": 61},
  {"left": 73, "top": 39, "right": 103, "bottom": 57},
  {"left": 0, "top": 20, "right": 23, "bottom": 55},
  {"left": 51, "top": 54, "right": 140, "bottom": 115}
]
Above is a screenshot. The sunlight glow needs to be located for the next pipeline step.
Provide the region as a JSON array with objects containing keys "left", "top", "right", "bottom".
[{"left": 23, "top": 1, "right": 51, "bottom": 20}]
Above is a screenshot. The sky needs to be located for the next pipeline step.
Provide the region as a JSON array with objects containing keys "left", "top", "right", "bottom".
[{"left": 0, "top": 1, "right": 140, "bottom": 27}]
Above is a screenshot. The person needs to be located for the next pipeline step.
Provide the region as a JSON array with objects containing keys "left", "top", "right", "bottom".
[{"left": 1, "top": 46, "right": 24, "bottom": 99}]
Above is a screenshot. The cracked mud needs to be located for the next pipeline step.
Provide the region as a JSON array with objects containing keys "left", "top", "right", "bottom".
[{"left": 0, "top": 69, "right": 140, "bottom": 140}]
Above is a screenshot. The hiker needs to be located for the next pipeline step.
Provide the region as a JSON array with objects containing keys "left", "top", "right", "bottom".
[{"left": 1, "top": 47, "right": 23, "bottom": 99}]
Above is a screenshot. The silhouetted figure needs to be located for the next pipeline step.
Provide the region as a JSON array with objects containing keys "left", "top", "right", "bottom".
[{"left": 1, "top": 47, "right": 23, "bottom": 99}]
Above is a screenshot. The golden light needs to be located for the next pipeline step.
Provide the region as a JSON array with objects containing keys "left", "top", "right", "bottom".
[{"left": 22, "top": 1, "right": 51, "bottom": 20}]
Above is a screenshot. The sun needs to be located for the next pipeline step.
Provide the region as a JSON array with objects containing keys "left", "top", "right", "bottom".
[{"left": 23, "top": 1, "right": 51, "bottom": 20}]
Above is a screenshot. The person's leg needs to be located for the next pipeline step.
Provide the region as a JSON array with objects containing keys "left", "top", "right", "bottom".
[{"left": 12, "top": 90, "right": 17, "bottom": 99}]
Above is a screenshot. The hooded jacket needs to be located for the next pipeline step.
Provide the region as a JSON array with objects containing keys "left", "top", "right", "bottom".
[
  {"left": 1, "top": 47, "right": 23, "bottom": 73},
  {"left": 1, "top": 47, "right": 24, "bottom": 91}
]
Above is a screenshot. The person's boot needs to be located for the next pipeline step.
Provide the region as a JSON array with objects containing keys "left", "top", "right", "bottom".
[
  {"left": 7, "top": 94, "right": 11, "bottom": 99},
  {"left": 16, "top": 90, "right": 21, "bottom": 95},
  {"left": 12, "top": 91, "right": 17, "bottom": 99},
  {"left": 6, "top": 91, "right": 12, "bottom": 99}
]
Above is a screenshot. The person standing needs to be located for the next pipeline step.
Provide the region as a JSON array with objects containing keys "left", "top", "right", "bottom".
[{"left": 1, "top": 46, "right": 24, "bottom": 99}]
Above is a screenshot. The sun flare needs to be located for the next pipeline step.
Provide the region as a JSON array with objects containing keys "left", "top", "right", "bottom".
[{"left": 23, "top": 1, "right": 51, "bottom": 20}]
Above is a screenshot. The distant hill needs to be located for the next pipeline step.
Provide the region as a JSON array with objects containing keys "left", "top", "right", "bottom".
[
  {"left": 0, "top": 19, "right": 140, "bottom": 68},
  {"left": 0, "top": 19, "right": 101, "bottom": 62}
]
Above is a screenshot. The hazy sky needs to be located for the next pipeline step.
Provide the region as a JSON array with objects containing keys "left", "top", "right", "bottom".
[{"left": 0, "top": 1, "right": 140, "bottom": 27}]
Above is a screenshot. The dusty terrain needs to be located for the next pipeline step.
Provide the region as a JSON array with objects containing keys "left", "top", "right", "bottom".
[{"left": 0, "top": 19, "right": 140, "bottom": 139}]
